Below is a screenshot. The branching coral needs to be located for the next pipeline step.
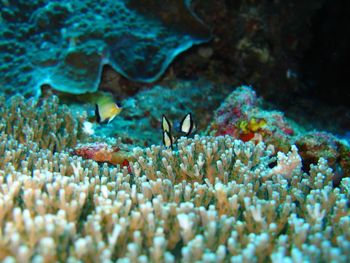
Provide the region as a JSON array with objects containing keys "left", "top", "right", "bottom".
[
  {"left": 0, "top": 139, "right": 349, "bottom": 260},
  {"left": 0, "top": 94, "right": 86, "bottom": 152},
  {"left": 0, "top": 94, "right": 349, "bottom": 261}
]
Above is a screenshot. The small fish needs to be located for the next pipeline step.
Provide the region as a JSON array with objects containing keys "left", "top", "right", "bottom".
[
  {"left": 81, "top": 91, "right": 122, "bottom": 124},
  {"left": 161, "top": 112, "right": 195, "bottom": 149},
  {"left": 47, "top": 89, "right": 122, "bottom": 125},
  {"left": 95, "top": 101, "right": 122, "bottom": 124},
  {"left": 162, "top": 115, "right": 174, "bottom": 149},
  {"left": 179, "top": 112, "right": 195, "bottom": 136}
]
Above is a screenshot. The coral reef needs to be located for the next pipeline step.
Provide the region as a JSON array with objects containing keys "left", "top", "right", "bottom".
[
  {"left": 73, "top": 79, "right": 230, "bottom": 146},
  {"left": 0, "top": 0, "right": 349, "bottom": 261},
  {"left": 207, "top": 86, "right": 350, "bottom": 179},
  {"left": 207, "top": 86, "right": 298, "bottom": 152},
  {"left": 295, "top": 132, "right": 350, "bottom": 185},
  {"left": 0, "top": 94, "right": 349, "bottom": 262},
  {"left": 0, "top": 0, "right": 210, "bottom": 96},
  {"left": 157, "top": 0, "right": 349, "bottom": 137},
  {"left": 0, "top": 94, "right": 86, "bottom": 152}
]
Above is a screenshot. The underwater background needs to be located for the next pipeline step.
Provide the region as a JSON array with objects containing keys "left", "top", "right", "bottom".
[{"left": 0, "top": 0, "right": 349, "bottom": 262}]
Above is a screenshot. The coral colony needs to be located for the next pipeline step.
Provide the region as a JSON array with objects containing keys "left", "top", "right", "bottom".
[
  {"left": 0, "top": 0, "right": 210, "bottom": 96},
  {"left": 0, "top": 0, "right": 350, "bottom": 262},
  {"left": 0, "top": 96, "right": 349, "bottom": 262}
]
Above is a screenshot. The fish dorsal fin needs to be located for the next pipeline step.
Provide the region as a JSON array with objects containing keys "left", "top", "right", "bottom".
[
  {"left": 179, "top": 112, "right": 194, "bottom": 135},
  {"left": 162, "top": 114, "right": 172, "bottom": 133}
]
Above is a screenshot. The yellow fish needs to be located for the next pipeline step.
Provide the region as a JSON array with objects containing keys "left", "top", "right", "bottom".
[
  {"left": 95, "top": 101, "right": 122, "bottom": 124},
  {"left": 81, "top": 91, "right": 122, "bottom": 124}
]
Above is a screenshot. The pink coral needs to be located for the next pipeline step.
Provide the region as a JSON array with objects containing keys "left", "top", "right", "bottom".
[{"left": 207, "top": 85, "right": 295, "bottom": 151}]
